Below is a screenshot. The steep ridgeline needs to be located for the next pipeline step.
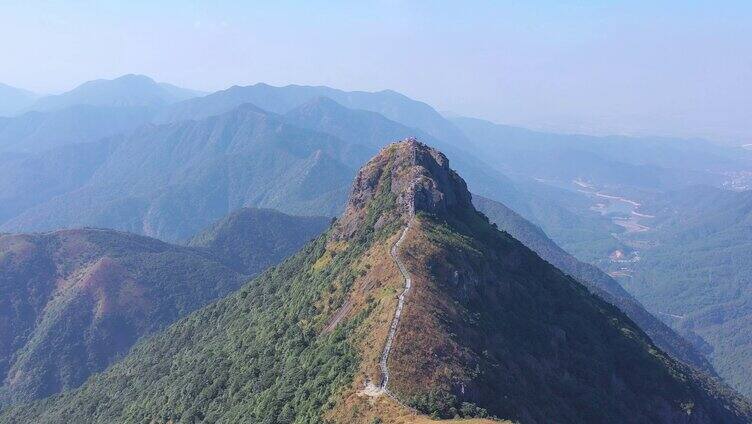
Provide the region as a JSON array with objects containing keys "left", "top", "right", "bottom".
[
  {"left": 0, "top": 209, "right": 326, "bottom": 407},
  {"left": 5, "top": 140, "right": 750, "bottom": 424},
  {"left": 473, "top": 195, "right": 715, "bottom": 376},
  {"left": 187, "top": 207, "right": 330, "bottom": 274}
]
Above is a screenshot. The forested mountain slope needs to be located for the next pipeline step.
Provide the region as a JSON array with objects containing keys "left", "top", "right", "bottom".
[
  {"left": 5, "top": 141, "right": 748, "bottom": 424},
  {"left": 0, "top": 105, "right": 153, "bottom": 154},
  {"left": 0, "top": 208, "right": 327, "bottom": 406},
  {"left": 0, "top": 228, "right": 244, "bottom": 406},
  {"left": 621, "top": 186, "right": 752, "bottom": 397},
  {"left": 187, "top": 207, "right": 330, "bottom": 274},
  {"left": 0, "top": 105, "right": 358, "bottom": 241}
]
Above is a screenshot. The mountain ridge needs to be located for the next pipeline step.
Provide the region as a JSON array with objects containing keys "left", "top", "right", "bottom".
[
  {"left": 5, "top": 140, "right": 749, "bottom": 423},
  {"left": 0, "top": 207, "right": 330, "bottom": 407},
  {"left": 28, "top": 74, "right": 204, "bottom": 112},
  {"left": 0, "top": 83, "right": 37, "bottom": 116}
]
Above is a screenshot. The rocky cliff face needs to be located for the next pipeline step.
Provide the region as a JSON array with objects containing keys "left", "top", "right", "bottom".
[{"left": 335, "top": 138, "right": 472, "bottom": 239}]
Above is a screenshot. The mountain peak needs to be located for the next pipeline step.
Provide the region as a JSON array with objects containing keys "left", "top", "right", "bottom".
[
  {"left": 112, "top": 73, "right": 156, "bottom": 83},
  {"left": 28, "top": 74, "right": 202, "bottom": 112},
  {"left": 335, "top": 138, "right": 472, "bottom": 239}
]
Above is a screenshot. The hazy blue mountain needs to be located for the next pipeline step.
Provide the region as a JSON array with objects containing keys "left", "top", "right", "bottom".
[
  {"left": 452, "top": 112, "right": 752, "bottom": 397},
  {"left": 157, "top": 83, "right": 468, "bottom": 143},
  {"left": 0, "top": 139, "right": 117, "bottom": 224},
  {"left": 474, "top": 195, "right": 714, "bottom": 375},
  {"left": 187, "top": 207, "right": 330, "bottom": 274},
  {"left": 451, "top": 116, "right": 751, "bottom": 190},
  {"left": 29, "top": 74, "right": 204, "bottom": 112},
  {"left": 159, "top": 85, "right": 627, "bottom": 262},
  {"left": 283, "top": 96, "right": 626, "bottom": 265},
  {"left": 0, "top": 104, "right": 356, "bottom": 241},
  {"left": 284, "top": 96, "right": 532, "bottom": 213},
  {"left": 0, "top": 94, "right": 618, "bottom": 258},
  {"left": 0, "top": 105, "right": 153, "bottom": 153},
  {"left": 0, "top": 83, "right": 37, "bottom": 116}
]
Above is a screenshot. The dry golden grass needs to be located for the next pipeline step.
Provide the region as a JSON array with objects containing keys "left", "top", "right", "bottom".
[
  {"left": 329, "top": 388, "right": 509, "bottom": 424},
  {"left": 324, "top": 226, "right": 512, "bottom": 424}
]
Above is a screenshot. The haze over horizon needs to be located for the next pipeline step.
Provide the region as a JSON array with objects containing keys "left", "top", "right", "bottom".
[
  {"left": 4, "top": 3, "right": 752, "bottom": 421},
  {"left": 1, "top": 0, "right": 750, "bottom": 143}
]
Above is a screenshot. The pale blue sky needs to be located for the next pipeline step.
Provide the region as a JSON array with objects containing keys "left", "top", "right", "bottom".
[{"left": 1, "top": 1, "right": 750, "bottom": 142}]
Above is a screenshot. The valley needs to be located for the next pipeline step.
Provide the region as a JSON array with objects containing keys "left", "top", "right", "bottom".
[{"left": 572, "top": 178, "right": 654, "bottom": 276}]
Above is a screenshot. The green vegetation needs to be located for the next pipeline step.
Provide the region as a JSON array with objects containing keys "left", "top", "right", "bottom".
[
  {"left": 3, "top": 139, "right": 751, "bottom": 424},
  {"left": 391, "top": 205, "right": 751, "bottom": 423},
  {"left": 408, "top": 391, "right": 489, "bottom": 420},
  {"left": 0, "top": 210, "right": 331, "bottom": 408},
  {"left": 0, "top": 177, "right": 401, "bottom": 423},
  {"left": 0, "top": 229, "right": 246, "bottom": 407},
  {"left": 620, "top": 186, "right": 752, "bottom": 396},
  {"left": 1, "top": 105, "right": 357, "bottom": 242},
  {"left": 473, "top": 195, "right": 714, "bottom": 375},
  {"left": 1, "top": 234, "right": 349, "bottom": 423},
  {"left": 187, "top": 207, "right": 330, "bottom": 274}
]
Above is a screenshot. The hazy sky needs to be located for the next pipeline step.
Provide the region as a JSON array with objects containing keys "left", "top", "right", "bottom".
[{"left": 1, "top": 1, "right": 750, "bottom": 143}]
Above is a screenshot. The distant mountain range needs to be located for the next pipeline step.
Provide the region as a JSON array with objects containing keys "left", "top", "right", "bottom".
[
  {"left": 28, "top": 74, "right": 204, "bottom": 112},
  {"left": 0, "top": 83, "right": 37, "bottom": 116},
  {"left": 4, "top": 141, "right": 748, "bottom": 423},
  {"left": 0, "top": 93, "right": 517, "bottom": 243},
  {"left": 0, "top": 105, "right": 153, "bottom": 153},
  {"left": 1, "top": 74, "right": 751, "bottom": 399},
  {"left": 0, "top": 103, "right": 356, "bottom": 241},
  {"left": 452, "top": 116, "right": 752, "bottom": 191},
  {"left": 0, "top": 208, "right": 328, "bottom": 406},
  {"left": 156, "top": 82, "right": 467, "bottom": 143}
]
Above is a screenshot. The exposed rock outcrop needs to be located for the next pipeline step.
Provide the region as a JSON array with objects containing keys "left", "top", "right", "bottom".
[{"left": 335, "top": 138, "right": 472, "bottom": 239}]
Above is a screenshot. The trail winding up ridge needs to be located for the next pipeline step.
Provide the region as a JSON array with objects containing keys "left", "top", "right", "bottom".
[{"left": 378, "top": 218, "right": 413, "bottom": 393}]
